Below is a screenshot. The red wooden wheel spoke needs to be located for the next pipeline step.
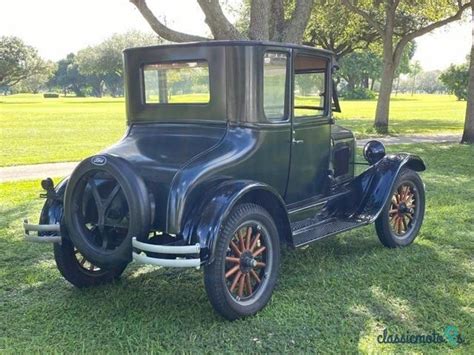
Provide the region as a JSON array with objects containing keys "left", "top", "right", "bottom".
[
  {"left": 238, "top": 230, "right": 245, "bottom": 252},
  {"left": 389, "top": 208, "right": 398, "bottom": 215},
  {"left": 391, "top": 195, "right": 398, "bottom": 205},
  {"left": 238, "top": 274, "right": 245, "bottom": 298},
  {"left": 402, "top": 216, "right": 408, "bottom": 231},
  {"left": 229, "top": 240, "right": 241, "bottom": 256},
  {"left": 250, "top": 269, "right": 261, "bottom": 284},
  {"left": 225, "top": 265, "right": 240, "bottom": 278},
  {"left": 225, "top": 256, "right": 240, "bottom": 264},
  {"left": 230, "top": 271, "right": 242, "bottom": 292},
  {"left": 252, "top": 246, "right": 266, "bottom": 257},
  {"left": 255, "top": 261, "right": 266, "bottom": 268},
  {"left": 249, "top": 232, "right": 261, "bottom": 252},
  {"left": 245, "top": 226, "right": 252, "bottom": 250}
]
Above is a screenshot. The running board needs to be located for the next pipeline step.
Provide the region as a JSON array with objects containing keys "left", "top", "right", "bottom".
[{"left": 291, "top": 217, "right": 368, "bottom": 248}]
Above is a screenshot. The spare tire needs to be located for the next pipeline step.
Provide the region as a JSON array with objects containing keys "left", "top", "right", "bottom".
[{"left": 64, "top": 154, "right": 151, "bottom": 269}]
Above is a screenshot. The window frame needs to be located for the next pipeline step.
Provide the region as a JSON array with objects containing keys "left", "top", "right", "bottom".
[
  {"left": 262, "top": 50, "right": 291, "bottom": 122},
  {"left": 292, "top": 53, "right": 330, "bottom": 121},
  {"left": 141, "top": 59, "right": 211, "bottom": 106}
]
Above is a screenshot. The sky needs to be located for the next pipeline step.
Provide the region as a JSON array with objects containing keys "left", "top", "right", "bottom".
[{"left": 0, "top": 0, "right": 471, "bottom": 71}]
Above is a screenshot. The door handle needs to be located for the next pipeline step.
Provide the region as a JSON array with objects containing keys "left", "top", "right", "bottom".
[{"left": 292, "top": 138, "right": 304, "bottom": 144}]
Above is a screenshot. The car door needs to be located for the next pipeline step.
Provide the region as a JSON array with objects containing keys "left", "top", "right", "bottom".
[{"left": 285, "top": 51, "right": 331, "bottom": 205}]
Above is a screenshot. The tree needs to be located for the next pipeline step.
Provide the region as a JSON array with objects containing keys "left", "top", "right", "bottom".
[
  {"left": 409, "top": 60, "right": 422, "bottom": 96},
  {"left": 415, "top": 70, "right": 446, "bottom": 94},
  {"left": 342, "top": 0, "right": 470, "bottom": 133},
  {"left": 48, "top": 54, "right": 89, "bottom": 97},
  {"left": 0, "top": 36, "right": 48, "bottom": 87},
  {"left": 14, "top": 61, "right": 56, "bottom": 93},
  {"left": 338, "top": 50, "right": 382, "bottom": 93},
  {"left": 304, "top": 2, "right": 379, "bottom": 58},
  {"left": 76, "top": 31, "right": 160, "bottom": 97},
  {"left": 129, "top": 0, "right": 315, "bottom": 44},
  {"left": 440, "top": 62, "right": 469, "bottom": 100},
  {"left": 461, "top": 0, "right": 474, "bottom": 144}
]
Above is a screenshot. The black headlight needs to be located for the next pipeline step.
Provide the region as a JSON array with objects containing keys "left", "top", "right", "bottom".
[{"left": 363, "top": 140, "right": 386, "bottom": 165}]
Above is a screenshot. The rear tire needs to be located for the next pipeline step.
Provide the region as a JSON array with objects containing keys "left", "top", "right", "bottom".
[
  {"left": 375, "top": 168, "right": 425, "bottom": 248},
  {"left": 204, "top": 203, "right": 280, "bottom": 320},
  {"left": 54, "top": 238, "right": 127, "bottom": 288}
]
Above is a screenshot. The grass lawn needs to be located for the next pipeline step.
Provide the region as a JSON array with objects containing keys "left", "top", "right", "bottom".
[
  {"left": 0, "top": 93, "right": 467, "bottom": 167},
  {"left": 336, "top": 94, "right": 467, "bottom": 136},
  {"left": 0, "top": 143, "right": 472, "bottom": 353}
]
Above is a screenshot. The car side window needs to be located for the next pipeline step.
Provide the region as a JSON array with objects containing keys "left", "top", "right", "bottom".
[
  {"left": 293, "top": 54, "right": 327, "bottom": 118},
  {"left": 263, "top": 52, "right": 288, "bottom": 120}
]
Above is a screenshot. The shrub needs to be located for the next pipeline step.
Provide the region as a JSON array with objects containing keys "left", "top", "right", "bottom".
[
  {"left": 341, "top": 87, "right": 376, "bottom": 100},
  {"left": 439, "top": 63, "right": 468, "bottom": 101},
  {"left": 43, "top": 93, "right": 59, "bottom": 98}
]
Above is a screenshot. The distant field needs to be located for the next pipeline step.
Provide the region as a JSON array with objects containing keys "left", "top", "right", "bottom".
[
  {"left": 0, "top": 93, "right": 467, "bottom": 167},
  {"left": 336, "top": 94, "right": 466, "bottom": 136}
]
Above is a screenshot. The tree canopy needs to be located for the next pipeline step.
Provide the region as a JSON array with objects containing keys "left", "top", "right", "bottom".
[
  {"left": 0, "top": 36, "right": 48, "bottom": 87},
  {"left": 440, "top": 60, "right": 469, "bottom": 100}
]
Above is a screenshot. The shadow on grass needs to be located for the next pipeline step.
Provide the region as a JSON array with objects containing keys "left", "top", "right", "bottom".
[{"left": 1, "top": 227, "right": 471, "bottom": 352}]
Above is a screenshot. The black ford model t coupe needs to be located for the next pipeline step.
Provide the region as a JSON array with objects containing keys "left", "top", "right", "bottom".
[{"left": 24, "top": 41, "right": 425, "bottom": 320}]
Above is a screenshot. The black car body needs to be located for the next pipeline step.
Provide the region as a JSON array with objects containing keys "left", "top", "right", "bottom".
[{"left": 24, "top": 41, "right": 426, "bottom": 319}]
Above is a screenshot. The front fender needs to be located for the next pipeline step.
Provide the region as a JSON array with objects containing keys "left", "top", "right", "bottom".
[
  {"left": 343, "top": 153, "right": 425, "bottom": 222},
  {"left": 181, "top": 180, "right": 287, "bottom": 264}
]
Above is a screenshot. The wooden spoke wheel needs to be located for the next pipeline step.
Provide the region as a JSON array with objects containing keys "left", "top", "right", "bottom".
[
  {"left": 375, "top": 168, "right": 425, "bottom": 248},
  {"left": 224, "top": 224, "right": 269, "bottom": 301},
  {"left": 389, "top": 183, "right": 417, "bottom": 236},
  {"left": 204, "top": 203, "right": 280, "bottom": 320}
]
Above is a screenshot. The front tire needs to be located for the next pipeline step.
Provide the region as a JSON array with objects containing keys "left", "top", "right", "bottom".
[
  {"left": 375, "top": 168, "right": 425, "bottom": 248},
  {"left": 54, "top": 238, "right": 127, "bottom": 288},
  {"left": 204, "top": 203, "right": 280, "bottom": 320}
]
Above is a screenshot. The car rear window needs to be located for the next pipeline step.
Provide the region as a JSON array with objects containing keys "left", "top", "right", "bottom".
[{"left": 143, "top": 61, "right": 210, "bottom": 104}]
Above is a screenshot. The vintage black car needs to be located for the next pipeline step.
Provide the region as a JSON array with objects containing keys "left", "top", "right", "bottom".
[{"left": 24, "top": 41, "right": 425, "bottom": 320}]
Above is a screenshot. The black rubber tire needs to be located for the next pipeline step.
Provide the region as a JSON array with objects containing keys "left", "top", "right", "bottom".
[
  {"left": 375, "top": 168, "right": 425, "bottom": 248},
  {"left": 54, "top": 238, "right": 127, "bottom": 288},
  {"left": 204, "top": 203, "right": 280, "bottom": 320},
  {"left": 64, "top": 154, "right": 151, "bottom": 269}
]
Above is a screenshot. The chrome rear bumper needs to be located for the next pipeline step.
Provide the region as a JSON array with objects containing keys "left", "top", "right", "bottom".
[
  {"left": 23, "top": 219, "right": 61, "bottom": 243},
  {"left": 23, "top": 220, "right": 201, "bottom": 268},
  {"left": 132, "top": 237, "right": 201, "bottom": 269}
]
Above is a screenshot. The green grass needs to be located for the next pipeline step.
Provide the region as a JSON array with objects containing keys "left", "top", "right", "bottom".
[
  {"left": 0, "top": 93, "right": 467, "bottom": 167},
  {"left": 336, "top": 94, "right": 466, "bottom": 136},
  {"left": 0, "top": 94, "right": 126, "bottom": 167},
  {"left": 1, "top": 143, "right": 472, "bottom": 353}
]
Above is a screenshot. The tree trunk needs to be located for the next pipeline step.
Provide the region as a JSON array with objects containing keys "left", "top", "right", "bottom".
[
  {"left": 362, "top": 76, "right": 369, "bottom": 89},
  {"left": 374, "top": 59, "right": 395, "bottom": 134},
  {"left": 461, "top": 3, "right": 474, "bottom": 144}
]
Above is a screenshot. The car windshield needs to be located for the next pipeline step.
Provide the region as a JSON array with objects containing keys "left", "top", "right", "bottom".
[{"left": 143, "top": 61, "right": 210, "bottom": 104}]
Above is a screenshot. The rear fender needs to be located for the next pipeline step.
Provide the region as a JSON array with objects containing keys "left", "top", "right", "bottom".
[
  {"left": 181, "top": 180, "right": 289, "bottom": 264},
  {"left": 341, "top": 153, "right": 425, "bottom": 222},
  {"left": 39, "top": 178, "right": 68, "bottom": 235}
]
